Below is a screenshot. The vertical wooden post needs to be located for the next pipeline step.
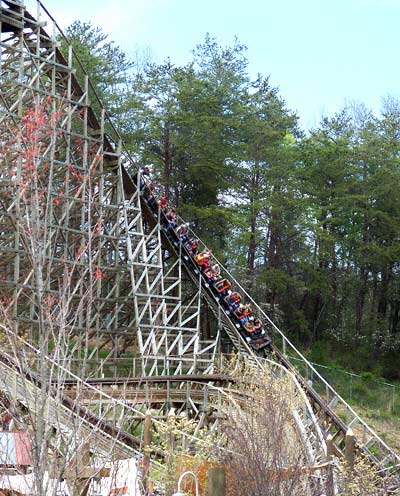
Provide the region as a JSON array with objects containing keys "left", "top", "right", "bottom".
[
  {"left": 66, "top": 442, "right": 91, "bottom": 496},
  {"left": 64, "top": 443, "right": 109, "bottom": 496},
  {"left": 326, "top": 434, "right": 334, "bottom": 459},
  {"left": 345, "top": 428, "right": 355, "bottom": 471},
  {"left": 325, "top": 434, "right": 335, "bottom": 496},
  {"left": 166, "top": 408, "right": 176, "bottom": 496},
  {"left": 142, "top": 411, "right": 152, "bottom": 494},
  {"left": 207, "top": 467, "right": 225, "bottom": 496}
]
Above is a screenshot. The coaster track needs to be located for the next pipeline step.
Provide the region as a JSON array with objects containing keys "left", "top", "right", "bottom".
[
  {"left": 0, "top": 0, "right": 399, "bottom": 493},
  {"left": 137, "top": 170, "right": 400, "bottom": 479}
]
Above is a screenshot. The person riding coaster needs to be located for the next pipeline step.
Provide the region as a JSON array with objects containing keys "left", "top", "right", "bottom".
[
  {"left": 138, "top": 166, "right": 150, "bottom": 191},
  {"left": 142, "top": 182, "right": 156, "bottom": 208},
  {"left": 165, "top": 208, "right": 177, "bottom": 231},
  {"left": 224, "top": 291, "right": 241, "bottom": 312},
  {"left": 213, "top": 278, "right": 231, "bottom": 298},
  {"left": 175, "top": 223, "right": 190, "bottom": 243},
  {"left": 158, "top": 197, "right": 169, "bottom": 225},
  {"left": 185, "top": 237, "right": 199, "bottom": 256},
  {"left": 204, "top": 264, "right": 221, "bottom": 284},
  {"left": 243, "top": 316, "right": 264, "bottom": 335},
  {"left": 195, "top": 250, "right": 212, "bottom": 270},
  {"left": 234, "top": 303, "right": 252, "bottom": 324},
  {"left": 158, "top": 196, "right": 168, "bottom": 211}
]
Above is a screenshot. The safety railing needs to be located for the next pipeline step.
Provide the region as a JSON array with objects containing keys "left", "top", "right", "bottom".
[{"left": 138, "top": 173, "right": 400, "bottom": 474}]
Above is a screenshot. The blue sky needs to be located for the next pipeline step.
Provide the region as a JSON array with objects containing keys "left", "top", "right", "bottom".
[{"left": 28, "top": 0, "right": 400, "bottom": 130}]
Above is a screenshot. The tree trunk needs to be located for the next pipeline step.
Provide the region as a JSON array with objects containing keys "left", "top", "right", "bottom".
[
  {"left": 331, "top": 242, "right": 337, "bottom": 318},
  {"left": 355, "top": 266, "right": 368, "bottom": 345},
  {"left": 377, "top": 266, "right": 391, "bottom": 320},
  {"left": 267, "top": 213, "right": 281, "bottom": 269},
  {"left": 247, "top": 165, "right": 260, "bottom": 290},
  {"left": 355, "top": 212, "right": 370, "bottom": 345},
  {"left": 163, "top": 120, "right": 172, "bottom": 201},
  {"left": 369, "top": 272, "right": 378, "bottom": 328}
]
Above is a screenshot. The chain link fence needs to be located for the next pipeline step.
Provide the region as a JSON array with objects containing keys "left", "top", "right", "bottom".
[{"left": 290, "top": 356, "right": 400, "bottom": 415}]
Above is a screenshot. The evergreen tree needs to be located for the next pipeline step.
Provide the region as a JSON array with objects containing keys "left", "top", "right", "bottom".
[
  {"left": 61, "top": 21, "right": 135, "bottom": 133},
  {"left": 60, "top": 20, "right": 400, "bottom": 377},
  {"left": 226, "top": 75, "right": 302, "bottom": 327},
  {"left": 129, "top": 36, "right": 249, "bottom": 250},
  {"left": 299, "top": 110, "right": 356, "bottom": 346}
]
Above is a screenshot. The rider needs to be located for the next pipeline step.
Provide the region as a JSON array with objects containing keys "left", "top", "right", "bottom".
[
  {"left": 185, "top": 237, "right": 199, "bottom": 256},
  {"left": 176, "top": 223, "right": 190, "bottom": 243},
  {"left": 204, "top": 264, "right": 220, "bottom": 284},
  {"left": 139, "top": 166, "right": 151, "bottom": 190},
  {"left": 244, "top": 317, "right": 263, "bottom": 334},
  {"left": 234, "top": 303, "right": 252, "bottom": 324},
  {"left": 158, "top": 196, "right": 168, "bottom": 212},
  {"left": 158, "top": 196, "right": 169, "bottom": 225},
  {"left": 140, "top": 166, "right": 151, "bottom": 177},
  {"left": 214, "top": 278, "right": 231, "bottom": 298},
  {"left": 195, "top": 250, "right": 212, "bottom": 270},
  {"left": 144, "top": 183, "right": 157, "bottom": 211},
  {"left": 224, "top": 291, "right": 241, "bottom": 312},
  {"left": 165, "top": 208, "right": 177, "bottom": 231}
]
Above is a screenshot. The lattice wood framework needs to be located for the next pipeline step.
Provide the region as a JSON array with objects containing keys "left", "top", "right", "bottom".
[
  {"left": 0, "top": 0, "right": 217, "bottom": 376},
  {"left": 0, "top": 5, "right": 330, "bottom": 491},
  {"left": 2, "top": 3, "right": 399, "bottom": 495}
]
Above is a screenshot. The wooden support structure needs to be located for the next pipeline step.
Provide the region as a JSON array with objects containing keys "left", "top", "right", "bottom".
[
  {"left": 1, "top": 3, "right": 400, "bottom": 496},
  {"left": 166, "top": 408, "right": 176, "bottom": 496},
  {"left": 345, "top": 428, "right": 356, "bottom": 471},
  {"left": 207, "top": 467, "right": 225, "bottom": 496},
  {"left": 325, "top": 434, "right": 335, "bottom": 496},
  {"left": 142, "top": 410, "right": 152, "bottom": 494},
  {"left": 65, "top": 444, "right": 110, "bottom": 496}
]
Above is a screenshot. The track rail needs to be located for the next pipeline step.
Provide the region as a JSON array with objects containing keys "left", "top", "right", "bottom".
[
  {"left": 1, "top": 0, "right": 399, "bottom": 489},
  {"left": 136, "top": 177, "right": 400, "bottom": 480},
  {"left": 57, "top": 374, "right": 234, "bottom": 387},
  {"left": 0, "top": 350, "right": 144, "bottom": 458}
]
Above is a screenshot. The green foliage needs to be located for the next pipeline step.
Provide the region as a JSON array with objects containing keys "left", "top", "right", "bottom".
[
  {"left": 60, "top": 20, "right": 138, "bottom": 135},
  {"left": 66, "top": 18, "right": 400, "bottom": 377},
  {"left": 308, "top": 341, "right": 330, "bottom": 366},
  {"left": 128, "top": 35, "right": 250, "bottom": 245}
]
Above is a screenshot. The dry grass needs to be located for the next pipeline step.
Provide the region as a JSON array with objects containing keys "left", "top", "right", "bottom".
[{"left": 355, "top": 406, "right": 400, "bottom": 453}]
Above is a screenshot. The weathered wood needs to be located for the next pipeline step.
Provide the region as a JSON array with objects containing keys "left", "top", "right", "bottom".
[
  {"left": 345, "top": 428, "right": 356, "bottom": 471},
  {"left": 207, "top": 467, "right": 225, "bottom": 496},
  {"left": 142, "top": 411, "right": 152, "bottom": 494},
  {"left": 65, "top": 443, "right": 110, "bottom": 496},
  {"left": 166, "top": 409, "right": 176, "bottom": 496},
  {"left": 326, "top": 434, "right": 335, "bottom": 496}
]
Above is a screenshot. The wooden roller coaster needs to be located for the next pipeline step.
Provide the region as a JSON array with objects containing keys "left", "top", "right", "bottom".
[{"left": 0, "top": 0, "right": 399, "bottom": 494}]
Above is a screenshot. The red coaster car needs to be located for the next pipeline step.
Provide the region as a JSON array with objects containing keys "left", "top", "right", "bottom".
[
  {"left": 214, "top": 278, "right": 231, "bottom": 297},
  {"left": 195, "top": 250, "right": 212, "bottom": 270}
]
